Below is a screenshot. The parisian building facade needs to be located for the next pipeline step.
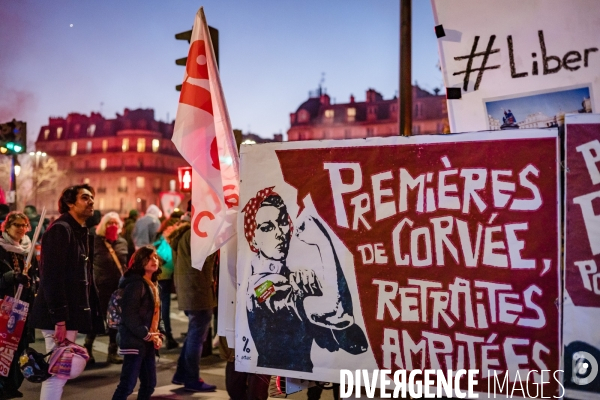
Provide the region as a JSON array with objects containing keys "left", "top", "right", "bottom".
[
  {"left": 287, "top": 86, "right": 449, "bottom": 141},
  {"left": 35, "top": 108, "right": 189, "bottom": 215}
]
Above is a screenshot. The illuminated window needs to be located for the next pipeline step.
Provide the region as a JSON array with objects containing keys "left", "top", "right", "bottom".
[
  {"left": 44, "top": 129, "right": 50, "bottom": 139},
  {"left": 347, "top": 108, "right": 356, "bottom": 122},
  {"left": 122, "top": 138, "right": 129, "bottom": 152},
  {"left": 87, "top": 124, "right": 96, "bottom": 137},
  {"left": 136, "top": 176, "right": 145, "bottom": 188},
  {"left": 100, "top": 158, "right": 107, "bottom": 171},
  {"left": 152, "top": 139, "right": 159, "bottom": 153},
  {"left": 324, "top": 109, "right": 334, "bottom": 119},
  {"left": 70, "top": 142, "right": 77, "bottom": 156},
  {"left": 102, "top": 139, "right": 108, "bottom": 152},
  {"left": 98, "top": 198, "right": 105, "bottom": 210},
  {"left": 83, "top": 178, "right": 90, "bottom": 184},
  {"left": 57, "top": 127, "right": 63, "bottom": 139},
  {"left": 86, "top": 141, "right": 92, "bottom": 153},
  {"left": 137, "top": 138, "right": 146, "bottom": 152},
  {"left": 119, "top": 176, "right": 127, "bottom": 190}
]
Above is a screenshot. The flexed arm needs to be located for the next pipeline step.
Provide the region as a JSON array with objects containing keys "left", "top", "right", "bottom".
[{"left": 295, "top": 216, "right": 354, "bottom": 329}]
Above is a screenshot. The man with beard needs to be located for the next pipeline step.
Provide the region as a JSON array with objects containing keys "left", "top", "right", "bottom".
[{"left": 31, "top": 184, "right": 105, "bottom": 400}]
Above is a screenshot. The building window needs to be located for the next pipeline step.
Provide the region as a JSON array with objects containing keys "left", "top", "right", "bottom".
[
  {"left": 136, "top": 176, "right": 145, "bottom": 188},
  {"left": 98, "top": 198, "right": 105, "bottom": 210},
  {"left": 137, "top": 138, "right": 146, "bottom": 152},
  {"left": 57, "top": 127, "right": 63, "bottom": 139},
  {"left": 100, "top": 158, "right": 107, "bottom": 171},
  {"left": 70, "top": 142, "right": 77, "bottom": 156},
  {"left": 119, "top": 176, "right": 127, "bottom": 192},
  {"left": 83, "top": 178, "right": 90, "bottom": 184},
  {"left": 122, "top": 138, "right": 129, "bottom": 152},
  {"left": 324, "top": 109, "right": 334, "bottom": 119},
  {"left": 298, "top": 110, "right": 309, "bottom": 123},
  {"left": 86, "top": 141, "right": 92, "bottom": 153},
  {"left": 152, "top": 139, "right": 159, "bottom": 153},
  {"left": 347, "top": 108, "right": 356, "bottom": 122},
  {"left": 169, "top": 179, "right": 176, "bottom": 191},
  {"left": 102, "top": 139, "right": 108, "bottom": 152},
  {"left": 44, "top": 129, "right": 50, "bottom": 139},
  {"left": 415, "top": 103, "right": 422, "bottom": 117},
  {"left": 87, "top": 124, "right": 96, "bottom": 137}
]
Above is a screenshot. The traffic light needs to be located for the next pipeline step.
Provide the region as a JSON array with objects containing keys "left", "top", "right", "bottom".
[
  {"left": 178, "top": 166, "right": 192, "bottom": 192},
  {"left": 0, "top": 120, "right": 26, "bottom": 154},
  {"left": 175, "top": 26, "right": 219, "bottom": 91}
]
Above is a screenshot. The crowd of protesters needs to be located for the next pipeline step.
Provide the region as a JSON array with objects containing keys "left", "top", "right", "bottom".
[{"left": 0, "top": 183, "right": 296, "bottom": 400}]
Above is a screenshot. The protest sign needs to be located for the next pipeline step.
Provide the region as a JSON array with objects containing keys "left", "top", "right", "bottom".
[
  {"left": 431, "top": 0, "right": 600, "bottom": 133},
  {"left": 0, "top": 286, "right": 28, "bottom": 377},
  {"left": 235, "top": 130, "right": 561, "bottom": 395},
  {"left": 563, "top": 114, "right": 600, "bottom": 398}
]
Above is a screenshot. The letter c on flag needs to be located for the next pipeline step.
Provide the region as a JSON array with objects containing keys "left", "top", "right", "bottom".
[{"left": 193, "top": 211, "right": 215, "bottom": 238}]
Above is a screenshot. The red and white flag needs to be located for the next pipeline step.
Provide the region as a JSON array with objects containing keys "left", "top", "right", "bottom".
[{"left": 172, "top": 7, "right": 239, "bottom": 270}]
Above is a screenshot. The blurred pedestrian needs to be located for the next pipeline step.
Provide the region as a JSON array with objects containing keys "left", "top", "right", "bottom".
[
  {"left": 153, "top": 217, "right": 180, "bottom": 350},
  {"left": 169, "top": 218, "right": 217, "bottom": 392},
  {"left": 112, "top": 246, "right": 164, "bottom": 400},
  {"left": 30, "top": 184, "right": 105, "bottom": 400},
  {"left": 122, "top": 209, "right": 138, "bottom": 262},
  {"left": 0, "top": 204, "right": 9, "bottom": 225},
  {"left": 86, "top": 210, "right": 102, "bottom": 237},
  {"left": 84, "top": 211, "right": 128, "bottom": 365},
  {"left": 132, "top": 205, "right": 162, "bottom": 250},
  {"left": 0, "top": 211, "right": 36, "bottom": 399},
  {"left": 23, "top": 205, "right": 49, "bottom": 242}
]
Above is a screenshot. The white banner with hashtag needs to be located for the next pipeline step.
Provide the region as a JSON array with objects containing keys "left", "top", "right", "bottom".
[{"left": 432, "top": 0, "right": 600, "bottom": 133}]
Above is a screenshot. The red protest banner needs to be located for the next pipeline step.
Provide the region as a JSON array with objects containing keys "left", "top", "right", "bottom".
[
  {"left": 563, "top": 114, "right": 600, "bottom": 397},
  {"left": 235, "top": 130, "right": 560, "bottom": 396}
]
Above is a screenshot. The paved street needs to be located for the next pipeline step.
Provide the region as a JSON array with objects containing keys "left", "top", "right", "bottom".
[{"left": 19, "top": 299, "right": 336, "bottom": 400}]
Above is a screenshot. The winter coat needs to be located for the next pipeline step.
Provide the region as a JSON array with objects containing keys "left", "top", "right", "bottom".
[
  {"left": 93, "top": 235, "right": 128, "bottom": 317},
  {"left": 170, "top": 223, "right": 216, "bottom": 311},
  {"left": 0, "top": 236, "right": 36, "bottom": 306},
  {"left": 30, "top": 212, "right": 105, "bottom": 333},
  {"left": 117, "top": 273, "right": 164, "bottom": 357},
  {"left": 132, "top": 205, "right": 162, "bottom": 249},
  {"left": 153, "top": 235, "right": 173, "bottom": 281}
]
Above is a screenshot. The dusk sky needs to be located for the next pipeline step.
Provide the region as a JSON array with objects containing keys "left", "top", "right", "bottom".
[{"left": 1, "top": 1, "right": 443, "bottom": 149}]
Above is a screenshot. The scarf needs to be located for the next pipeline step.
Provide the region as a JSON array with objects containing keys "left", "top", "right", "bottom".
[
  {"left": 0, "top": 232, "right": 32, "bottom": 255},
  {"left": 143, "top": 276, "right": 160, "bottom": 334}
]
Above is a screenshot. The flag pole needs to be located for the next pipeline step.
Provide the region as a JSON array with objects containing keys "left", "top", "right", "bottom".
[{"left": 399, "top": 0, "right": 412, "bottom": 137}]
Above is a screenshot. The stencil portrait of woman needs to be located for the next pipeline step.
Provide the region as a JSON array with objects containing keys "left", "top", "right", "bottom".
[{"left": 242, "top": 187, "right": 367, "bottom": 373}]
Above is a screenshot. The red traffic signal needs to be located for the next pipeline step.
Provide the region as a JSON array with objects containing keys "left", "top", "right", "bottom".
[{"left": 178, "top": 167, "right": 193, "bottom": 193}]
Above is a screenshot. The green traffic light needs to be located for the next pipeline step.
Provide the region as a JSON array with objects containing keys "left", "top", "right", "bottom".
[
  {"left": 6, "top": 142, "right": 14, "bottom": 150},
  {"left": 13, "top": 144, "right": 22, "bottom": 153}
]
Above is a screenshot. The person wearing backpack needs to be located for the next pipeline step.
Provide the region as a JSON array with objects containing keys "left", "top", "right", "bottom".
[
  {"left": 30, "top": 184, "right": 105, "bottom": 400},
  {"left": 112, "top": 245, "right": 164, "bottom": 400},
  {"left": 84, "top": 212, "right": 128, "bottom": 365}
]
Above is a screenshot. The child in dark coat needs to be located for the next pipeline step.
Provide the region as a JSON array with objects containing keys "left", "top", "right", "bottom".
[{"left": 112, "top": 246, "right": 164, "bottom": 400}]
